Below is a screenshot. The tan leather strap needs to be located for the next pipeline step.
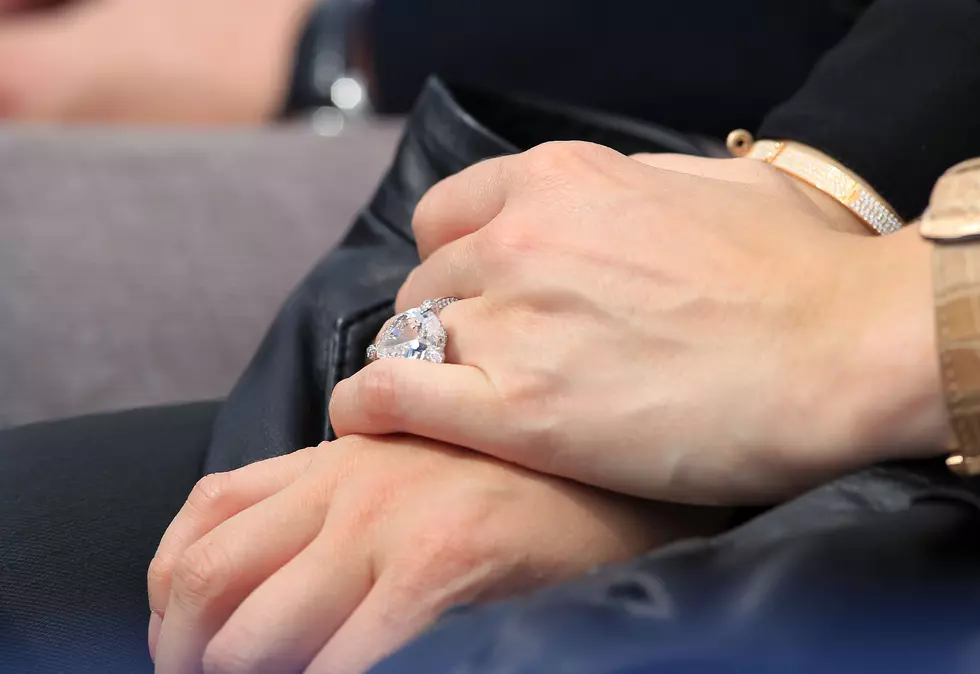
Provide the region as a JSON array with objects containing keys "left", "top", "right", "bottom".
[{"left": 922, "top": 158, "right": 980, "bottom": 475}]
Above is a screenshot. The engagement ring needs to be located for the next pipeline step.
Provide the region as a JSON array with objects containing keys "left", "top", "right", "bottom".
[{"left": 366, "top": 297, "right": 458, "bottom": 363}]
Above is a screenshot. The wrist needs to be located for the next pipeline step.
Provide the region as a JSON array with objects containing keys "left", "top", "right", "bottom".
[
  {"left": 795, "top": 179, "right": 878, "bottom": 237},
  {"left": 834, "top": 228, "right": 950, "bottom": 462},
  {"left": 729, "top": 131, "right": 904, "bottom": 237}
]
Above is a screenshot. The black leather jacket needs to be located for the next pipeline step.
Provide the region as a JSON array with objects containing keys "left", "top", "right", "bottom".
[{"left": 204, "top": 79, "right": 980, "bottom": 672}]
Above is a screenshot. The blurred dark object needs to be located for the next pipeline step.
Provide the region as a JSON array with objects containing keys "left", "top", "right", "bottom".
[
  {"left": 364, "top": 0, "right": 867, "bottom": 137},
  {"left": 283, "top": 0, "right": 374, "bottom": 116}
]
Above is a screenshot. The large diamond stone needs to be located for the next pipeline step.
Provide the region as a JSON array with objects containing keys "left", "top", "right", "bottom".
[{"left": 370, "top": 308, "right": 447, "bottom": 363}]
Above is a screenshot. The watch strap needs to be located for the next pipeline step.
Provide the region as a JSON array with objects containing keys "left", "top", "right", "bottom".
[{"left": 922, "top": 158, "right": 980, "bottom": 475}]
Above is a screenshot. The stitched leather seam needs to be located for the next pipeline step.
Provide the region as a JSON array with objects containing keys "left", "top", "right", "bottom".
[
  {"left": 332, "top": 300, "right": 394, "bottom": 377},
  {"left": 324, "top": 299, "right": 394, "bottom": 439}
]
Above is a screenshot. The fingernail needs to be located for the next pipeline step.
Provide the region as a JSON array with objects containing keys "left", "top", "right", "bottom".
[{"left": 148, "top": 610, "right": 163, "bottom": 663}]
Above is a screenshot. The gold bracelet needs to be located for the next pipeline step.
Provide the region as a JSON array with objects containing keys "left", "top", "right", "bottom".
[{"left": 726, "top": 129, "right": 904, "bottom": 236}]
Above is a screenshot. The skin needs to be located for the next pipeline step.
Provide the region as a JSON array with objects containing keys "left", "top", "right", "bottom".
[
  {"left": 147, "top": 434, "right": 723, "bottom": 674},
  {"left": 330, "top": 144, "right": 950, "bottom": 504},
  {"left": 150, "top": 148, "right": 949, "bottom": 672},
  {"left": 0, "top": 0, "right": 313, "bottom": 123}
]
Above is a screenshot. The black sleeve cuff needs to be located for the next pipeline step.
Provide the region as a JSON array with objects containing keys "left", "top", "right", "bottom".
[
  {"left": 367, "top": 0, "right": 858, "bottom": 132},
  {"left": 757, "top": 0, "right": 980, "bottom": 221}
]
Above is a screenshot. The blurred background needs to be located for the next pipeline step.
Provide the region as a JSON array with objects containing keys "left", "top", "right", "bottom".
[{"left": 0, "top": 0, "right": 864, "bottom": 427}]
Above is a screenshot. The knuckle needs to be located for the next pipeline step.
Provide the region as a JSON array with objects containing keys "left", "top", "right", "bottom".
[
  {"left": 523, "top": 141, "right": 579, "bottom": 176},
  {"left": 412, "top": 183, "right": 443, "bottom": 238},
  {"left": 482, "top": 214, "right": 540, "bottom": 261},
  {"left": 171, "top": 541, "right": 232, "bottom": 609},
  {"left": 146, "top": 554, "right": 173, "bottom": 597},
  {"left": 186, "top": 472, "right": 233, "bottom": 515},
  {"left": 328, "top": 379, "right": 352, "bottom": 432},
  {"left": 411, "top": 201, "right": 433, "bottom": 244},
  {"left": 357, "top": 363, "right": 402, "bottom": 424},
  {"left": 523, "top": 140, "right": 617, "bottom": 176}
]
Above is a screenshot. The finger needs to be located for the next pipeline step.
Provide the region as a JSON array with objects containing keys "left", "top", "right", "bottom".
[
  {"left": 396, "top": 232, "right": 487, "bottom": 312},
  {"left": 148, "top": 448, "right": 314, "bottom": 617},
  {"left": 413, "top": 154, "right": 517, "bottom": 260},
  {"left": 329, "top": 358, "right": 501, "bottom": 450},
  {"left": 203, "top": 513, "right": 373, "bottom": 674},
  {"left": 303, "top": 576, "right": 444, "bottom": 674},
  {"left": 152, "top": 468, "right": 330, "bottom": 672}
]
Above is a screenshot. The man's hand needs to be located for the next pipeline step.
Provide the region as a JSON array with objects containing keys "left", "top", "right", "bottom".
[
  {"left": 330, "top": 143, "right": 949, "bottom": 505},
  {"left": 0, "top": 0, "right": 313, "bottom": 123},
  {"left": 147, "top": 434, "right": 717, "bottom": 674}
]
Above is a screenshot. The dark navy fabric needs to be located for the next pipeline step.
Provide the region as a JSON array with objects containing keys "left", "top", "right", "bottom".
[
  {"left": 369, "top": 0, "right": 865, "bottom": 138},
  {"left": 373, "top": 466, "right": 980, "bottom": 674}
]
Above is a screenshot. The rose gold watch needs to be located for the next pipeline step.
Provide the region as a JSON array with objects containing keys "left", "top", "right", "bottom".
[{"left": 920, "top": 158, "right": 980, "bottom": 476}]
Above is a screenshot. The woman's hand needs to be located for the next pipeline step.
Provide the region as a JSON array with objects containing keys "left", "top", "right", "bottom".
[
  {"left": 147, "top": 434, "right": 716, "bottom": 674},
  {"left": 329, "top": 143, "right": 948, "bottom": 505}
]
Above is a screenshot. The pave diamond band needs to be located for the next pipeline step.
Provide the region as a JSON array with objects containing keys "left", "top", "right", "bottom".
[
  {"left": 727, "top": 131, "right": 905, "bottom": 236},
  {"left": 419, "top": 297, "right": 458, "bottom": 315},
  {"left": 366, "top": 297, "right": 458, "bottom": 364}
]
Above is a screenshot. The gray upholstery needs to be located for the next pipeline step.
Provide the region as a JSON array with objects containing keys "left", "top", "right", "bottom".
[{"left": 0, "top": 121, "right": 403, "bottom": 427}]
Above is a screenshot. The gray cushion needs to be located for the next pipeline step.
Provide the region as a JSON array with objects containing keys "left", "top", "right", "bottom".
[{"left": 0, "top": 121, "right": 402, "bottom": 427}]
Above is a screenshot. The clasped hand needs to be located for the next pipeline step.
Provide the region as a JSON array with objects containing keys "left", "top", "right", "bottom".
[
  {"left": 331, "top": 142, "right": 944, "bottom": 504},
  {"left": 148, "top": 434, "right": 708, "bottom": 674},
  {"left": 149, "top": 143, "right": 944, "bottom": 674}
]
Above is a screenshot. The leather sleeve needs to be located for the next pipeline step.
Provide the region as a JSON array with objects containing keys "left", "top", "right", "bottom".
[{"left": 757, "top": 0, "right": 980, "bottom": 221}]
